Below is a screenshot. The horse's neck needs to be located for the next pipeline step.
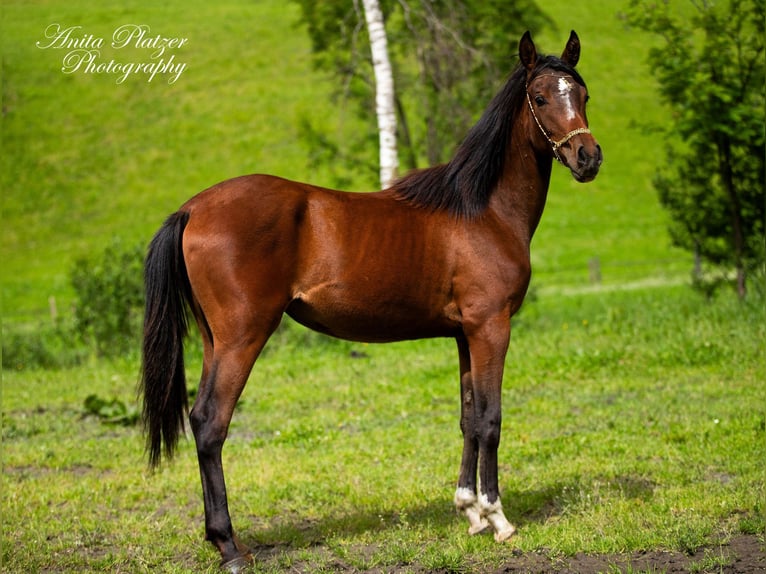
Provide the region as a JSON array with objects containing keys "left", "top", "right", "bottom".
[{"left": 490, "top": 142, "right": 553, "bottom": 242}]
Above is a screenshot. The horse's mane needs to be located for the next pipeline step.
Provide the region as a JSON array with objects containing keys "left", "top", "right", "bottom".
[{"left": 391, "top": 55, "right": 585, "bottom": 218}]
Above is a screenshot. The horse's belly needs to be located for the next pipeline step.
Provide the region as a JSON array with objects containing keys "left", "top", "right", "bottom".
[{"left": 284, "top": 284, "right": 460, "bottom": 343}]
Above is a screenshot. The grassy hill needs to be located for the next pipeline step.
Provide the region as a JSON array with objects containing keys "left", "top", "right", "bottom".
[{"left": 2, "top": 0, "right": 685, "bottom": 321}]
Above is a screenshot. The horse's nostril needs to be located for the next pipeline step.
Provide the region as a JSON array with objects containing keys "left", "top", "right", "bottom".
[
  {"left": 577, "top": 145, "right": 587, "bottom": 167},
  {"left": 596, "top": 144, "right": 603, "bottom": 165},
  {"left": 577, "top": 144, "right": 603, "bottom": 169}
]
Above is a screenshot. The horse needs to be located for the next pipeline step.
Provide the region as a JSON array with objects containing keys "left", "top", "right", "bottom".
[{"left": 141, "top": 30, "right": 602, "bottom": 571}]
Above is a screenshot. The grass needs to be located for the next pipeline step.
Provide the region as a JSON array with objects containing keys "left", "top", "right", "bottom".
[
  {"left": 3, "top": 285, "right": 764, "bottom": 572},
  {"left": 687, "top": 547, "right": 733, "bottom": 574}
]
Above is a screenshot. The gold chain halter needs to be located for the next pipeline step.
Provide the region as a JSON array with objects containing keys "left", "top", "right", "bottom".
[{"left": 525, "top": 79, "right": 591, "bottom": 164}]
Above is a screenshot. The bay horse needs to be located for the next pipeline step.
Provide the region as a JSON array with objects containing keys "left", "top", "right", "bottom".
[{"left": 141, "top": 30, "right": 602, "bottom": 571}]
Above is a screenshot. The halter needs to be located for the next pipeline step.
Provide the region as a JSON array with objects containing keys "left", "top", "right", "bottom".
[{"left": 525, "top": 77, "right": 591, "bottom": 164}]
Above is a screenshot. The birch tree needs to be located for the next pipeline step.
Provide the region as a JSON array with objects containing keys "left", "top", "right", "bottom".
[
  {"left": 294, "top": 0, "right": 549, "bottom": 186},
  {"left": 361, "top": 0, "right": 398, "bottom": 188}
]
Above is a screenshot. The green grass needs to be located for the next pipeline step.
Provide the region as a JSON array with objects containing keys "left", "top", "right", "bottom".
[{"left": 3, "top": 286, "right": 764, "bottom": 572}]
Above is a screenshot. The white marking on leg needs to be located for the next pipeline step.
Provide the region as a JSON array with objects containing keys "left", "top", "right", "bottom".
[
  {"left": 478, "top": 493, "right": 516, "bottom": 542},
  {"left": 454, "top": 487, "right": 489, "bottom": 535}
]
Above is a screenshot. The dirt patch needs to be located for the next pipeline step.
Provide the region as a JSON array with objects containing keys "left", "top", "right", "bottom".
[
  {"left": 248, "top": 535, "right": 764, "bottom": 573},
  {"left": 491, "top": 535, "right": 764, "bottom": 574}
]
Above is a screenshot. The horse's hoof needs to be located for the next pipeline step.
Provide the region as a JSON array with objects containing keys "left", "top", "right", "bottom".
[
  {"left": 468, "top": 518, "right": 490, "bottom": 536},
  {"left": 220, "top": 554, "right": 252, "bottom": 573},
  {"left": 493, "top": 524, "right": 516, "bottom": 543}
]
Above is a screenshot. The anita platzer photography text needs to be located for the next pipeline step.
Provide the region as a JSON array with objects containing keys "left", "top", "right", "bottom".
[{"left": 36, "top": 23, "right": 188, "bottom": 84}]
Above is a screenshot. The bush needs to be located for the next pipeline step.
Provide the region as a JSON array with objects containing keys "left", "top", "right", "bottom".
[
  {"left": 2, "top": 319, "right": 86, "bottom": 370},
  {"left": 70, "top": 238, "right": 145, "bottom": 358},
  {"left": 2, "top": 238, "right": 146, "bottom": 370}
]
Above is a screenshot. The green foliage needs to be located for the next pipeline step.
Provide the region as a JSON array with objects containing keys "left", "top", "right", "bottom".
[
  {"left": 292, "top": 0, "right": 552, "bottom": 174},
  {"left": 70, "top": 239, "right": 145, "bottom": 357},
  {"left": 2, "top": 1, "right": 354, "bottom": 316},
  {"left": 624, "top": 0, "right": 766, "bottom": 296},
  {"left": 1, "top": 318, "right": 86, "bottom": 371},
  {"left": 2, "top": 239, "right": 146, "bottom": 369},
  {"left": 83, "top": 394, "right": 140, "bottom": 426}
]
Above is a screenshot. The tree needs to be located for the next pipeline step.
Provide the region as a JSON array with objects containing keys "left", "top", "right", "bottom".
[
  {"left": 362, "top": 0, "right": 398, "bottom": 188},
  {"left": 625, "top": 0, "right": 765, "bottom": 298},
  {"left": 293, "top": 0, "right": 551, "bottom": 186}
]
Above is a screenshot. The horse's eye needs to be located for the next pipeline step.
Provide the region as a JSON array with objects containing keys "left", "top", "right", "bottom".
[{"left": 534, "top": 95, "right": 546, "bottom": 106}]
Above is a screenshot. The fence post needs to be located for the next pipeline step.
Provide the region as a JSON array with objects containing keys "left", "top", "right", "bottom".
[
  {"left": 49, "top": 296, "right": 58, "bottom": 322},
  {"left": 588, "top": 257, "right": 602, "bottom": 284}
]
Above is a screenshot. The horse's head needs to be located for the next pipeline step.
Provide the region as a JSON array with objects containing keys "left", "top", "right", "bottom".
[{"left": 520, "top": 31, "right": 603, "bottom": 182}]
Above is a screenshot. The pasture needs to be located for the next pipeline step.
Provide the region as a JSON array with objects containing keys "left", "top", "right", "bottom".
[
  {"left": 3, "top": 287, "right": 764, "bottom": 572},
  {"left": 2, "top": 0, "right": 764, "bottom": 572}
]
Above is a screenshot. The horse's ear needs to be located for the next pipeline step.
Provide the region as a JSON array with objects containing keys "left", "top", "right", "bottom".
[
  {"left": 519, "top": 31, "right": 537, "bottom": 72},
  {"left": 561, "top": 30, "right": 580, "bottom": 67}
]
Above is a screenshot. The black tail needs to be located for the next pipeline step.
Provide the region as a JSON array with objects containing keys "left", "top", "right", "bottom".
[{"left": 140, "top": 211, "right": 192, "bottom": 468}]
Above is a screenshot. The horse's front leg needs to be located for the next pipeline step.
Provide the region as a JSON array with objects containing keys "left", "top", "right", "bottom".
[
  {"left": 454, "top": 336, "right": 490, "bottom": 535},
  {"left": 461, "top": 315, "right": 516, "bottom": 542}
]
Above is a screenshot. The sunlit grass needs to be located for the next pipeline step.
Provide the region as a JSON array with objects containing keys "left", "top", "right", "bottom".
[{"left": 3, "top": 286, "right": 763, "bottom": 571}]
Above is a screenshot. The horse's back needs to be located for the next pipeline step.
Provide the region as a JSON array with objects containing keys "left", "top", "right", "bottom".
[{"left": 181, "top": 174, "right": 309, "bottom": 230}]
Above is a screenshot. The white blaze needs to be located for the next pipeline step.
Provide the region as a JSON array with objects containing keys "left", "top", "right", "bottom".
[{"left": 558, "top": 76, "right": 576, "bottom": 121}]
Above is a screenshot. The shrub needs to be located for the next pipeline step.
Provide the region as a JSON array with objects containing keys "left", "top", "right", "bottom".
[
  {"left": 1, "top": 318, "right": 86, "bottom": 370},
  {"left": 70, "top": 238, "right": 145, "bottom": 358}
]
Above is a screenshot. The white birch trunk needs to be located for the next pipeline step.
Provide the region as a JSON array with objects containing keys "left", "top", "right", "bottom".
[{"left": 361, "top": 0, "right": 398, "bottom": 188}]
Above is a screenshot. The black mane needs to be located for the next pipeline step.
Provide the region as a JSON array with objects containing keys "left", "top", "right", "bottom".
[{"left": 391, "top": 55, "right": 585, "bottom": 218}]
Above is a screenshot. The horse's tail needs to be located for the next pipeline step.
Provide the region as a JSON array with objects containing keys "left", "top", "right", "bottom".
[{"left": 140, "top": 210, "right": 192, "bottom": 468}]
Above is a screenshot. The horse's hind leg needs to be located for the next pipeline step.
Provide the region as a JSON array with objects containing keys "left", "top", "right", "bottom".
[{"left": 189, "top": 317, "right": 279, "bottom": 570}]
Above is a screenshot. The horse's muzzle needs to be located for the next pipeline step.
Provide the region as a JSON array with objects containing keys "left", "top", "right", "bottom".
[{"left": 572, "top": 142, "right": 603, "bottom": 182}]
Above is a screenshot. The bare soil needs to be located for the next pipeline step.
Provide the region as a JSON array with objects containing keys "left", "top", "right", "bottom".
[
  {"left": 489, "top": 535, "right": 764, "bottom": 574},
  {"left": 250, "top": 534, "right": 765, "bottom": 573}
]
